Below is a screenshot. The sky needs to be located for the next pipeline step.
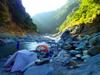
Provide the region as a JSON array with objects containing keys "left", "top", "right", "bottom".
[{"left": 22, "top": 0, "right": 68, "bottom": 16}]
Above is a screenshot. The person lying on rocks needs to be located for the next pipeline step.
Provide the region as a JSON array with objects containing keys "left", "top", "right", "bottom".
[{"left": 3, "top": 45, "right": 50, "bottom": 72}]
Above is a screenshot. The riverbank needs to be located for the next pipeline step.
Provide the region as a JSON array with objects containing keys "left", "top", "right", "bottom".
[{"left": 0, "top": 31, "right": 100, "bottom": 75}]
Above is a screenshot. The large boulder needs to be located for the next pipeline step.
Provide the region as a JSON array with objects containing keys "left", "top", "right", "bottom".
[
  {"left": 60, "top": 30, "right": 73, "bottom": 42},
  {"left": 0, "top": 39, "right": 5, "bottom": 46},
  {"left": 52, "top": 50, "right": 71, "bottom": 65},
  {"left": 87, "top": 33, "right": 100, "bottom": 56},
  {"left": 53, "top": 54, "right": 100, "bottom": 75},
  {"left": 75, "top": 35, "right": 90, "bottom": 50},
  {"left": 70, "top": 54, "right": 100, "bottom": 75},
  {"left": 89, "top": 34, "right": 100, "bottom": 46},
  {"left": 88, "top": 46, "right": 100, "bottom": 56},
  {"left": 24, "top": 64, "right": 54, "bottom": 75}
]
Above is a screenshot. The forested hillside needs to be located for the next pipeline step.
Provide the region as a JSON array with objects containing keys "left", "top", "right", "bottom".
[
  {"left": 59, "top": 0, "right": 100, "bottom": 35},
  {"left": 0, "top": 0, "right": 37, "bottom": 35}
]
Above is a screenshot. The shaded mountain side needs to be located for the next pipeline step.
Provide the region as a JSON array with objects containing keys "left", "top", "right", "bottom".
[
  {"left": 59, "top": 0, "right": 100, "bottom": 35},
  {"left": 0, "top": 0, "right": 37, "bottom": 35},
  {"left": 33, "top": 11, "right": 59, "bottom": 34},
  {"left": 32, "top": 0, "right": 79, "bottom": 34}
]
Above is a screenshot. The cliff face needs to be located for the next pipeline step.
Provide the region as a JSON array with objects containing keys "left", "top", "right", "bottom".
[
  {"left": 59, "top": 0, "right": 100, "bottom": 35},
  {"left": 0, "top": 0, "right": 37, "bottom": 35}
]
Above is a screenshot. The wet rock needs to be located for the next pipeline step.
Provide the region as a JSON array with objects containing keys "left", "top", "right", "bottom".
[
  {"left": 87, "top": 33, "right": 100, "bottom": 56},
  {"left": 89, "top": 34, "right": 100, "bottom": 46},
  {"left": 59, "top": 30, "right": 79, "bottom": 51},
  {"left": 81, "top": 50, "right": 91, "bottom": 62},
  {"left": 88, "top": 46, "right": 100, "bottom": 56},
  {"left": 0, "top": 39, "right": 5, "bottom": 46},
  {"left": 24, "top": 64, "right": 54, "bottom": 75},
  {"left": 52, "top": 50, "right": 71, "bottom": 66},
  {"left": 76, "top": 35, "right": 90, "bottom": 50},
  {"left": 57, "top": 40, "right": 64, "bottom": 49},
  {"left": 72, "top": 54, "right": 100, "bottom": 75},
  {"left": 67, "top": 60, "right": 79, "bottom": 69},
  {"left": 35, "top": 58, "right": 50, "bottom": 65},
  {"left": 60, "top": 30, "right": 73, "bottom": 43},
  {"left": 69, "top": 50, "right": 81, "bottom": 57},
  {"left": 89, "top": 32, "right": 100, "bottom": 40},
  {"left": 53, "top": 54, "right": 100, "bottom": 75},
  {"left": 63, "top": 43, "right": 72, "bottom": 50},
  {"left": 50, "top": 44, "right": 59, "bottom": 57},
  {"left": 4, "top": 39, "right": 16, "bottom": 44},
  {"left": 82, "top": 55, "right": 91, "bottom": 62},
  {"left": 61, "top": 30, "right": 71, "bottom": 40}
]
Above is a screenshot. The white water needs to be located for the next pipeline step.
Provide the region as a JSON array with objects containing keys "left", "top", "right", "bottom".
[{"left": 20, "top": 42, "right": 49, "bottom": 50}]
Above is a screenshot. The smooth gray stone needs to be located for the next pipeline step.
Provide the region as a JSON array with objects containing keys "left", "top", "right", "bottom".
[{"left": 24, "top": 64, "right": 54, "bottom": 75}]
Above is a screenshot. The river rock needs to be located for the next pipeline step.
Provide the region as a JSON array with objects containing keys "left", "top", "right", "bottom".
[
  {"left": 89, "top": 34, "right": 100, "bottom": 46},
  {"left": 60, "top": 30, "right": 73, "bottom": 43},
  {"left": 52, "top": 50, "right": 71, "bottom": 66},
  {"left": 63, "top": 43, "right": 72, "bottom": 50},
  {"left": 69, "top": 50, "right": 81, "bottom": 56},
  {"left": 60, "top": 30, "right": 71, "bottom": 40},
  {"left": 0, "top": 39, "right": 5, "bottom": 46},
  {"left": 53, "top": 54, "right": 100, "bottom": 75},
  {"left": 88, "top": 46, "right": 100, "bottom": 56},
  {"left": 24, "top": 64, "right": 54, "bottom": 75}
]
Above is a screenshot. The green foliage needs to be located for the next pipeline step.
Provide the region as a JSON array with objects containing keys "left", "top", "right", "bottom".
[
  {"left": 54, "top": 0, "right": 79, "bottom": 20},
  {"left": 59, "top": 0, "right": 100, "bottom": 32},
  {"left": 0, "top": 1, "right": 10, "bottom": 24}
]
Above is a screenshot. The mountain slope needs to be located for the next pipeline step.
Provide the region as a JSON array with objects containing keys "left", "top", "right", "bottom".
[
  {"left": 0, "top": 0, "right": 37, "bottom": 35},
  {"left": 32, "top": 0, "right": 78, "bottom": 34},
  {"left": 59, "top": 0, "right": 100, "bottom": 35}
]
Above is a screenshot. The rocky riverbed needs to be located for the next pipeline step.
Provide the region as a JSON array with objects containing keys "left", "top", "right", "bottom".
[{"left": 0, "top": 31, "right": 100, "bottom": 75}]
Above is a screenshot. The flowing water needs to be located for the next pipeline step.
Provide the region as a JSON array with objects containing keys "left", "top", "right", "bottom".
[{"left": 0, "top": 41, "right": 48, "bottom": 58}]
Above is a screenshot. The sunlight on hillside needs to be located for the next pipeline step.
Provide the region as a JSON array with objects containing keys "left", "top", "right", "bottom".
[{"left": 59, "top": 0, "right": 100, "bottom": 32}]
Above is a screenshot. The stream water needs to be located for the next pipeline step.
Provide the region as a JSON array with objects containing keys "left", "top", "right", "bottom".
[{"left": 0, "top": 42, "right": 48, "bottom": 58}]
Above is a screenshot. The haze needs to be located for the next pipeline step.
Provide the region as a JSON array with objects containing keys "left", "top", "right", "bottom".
[{"left": 22, "top": 0, "right": 68, "bottom": 16}]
